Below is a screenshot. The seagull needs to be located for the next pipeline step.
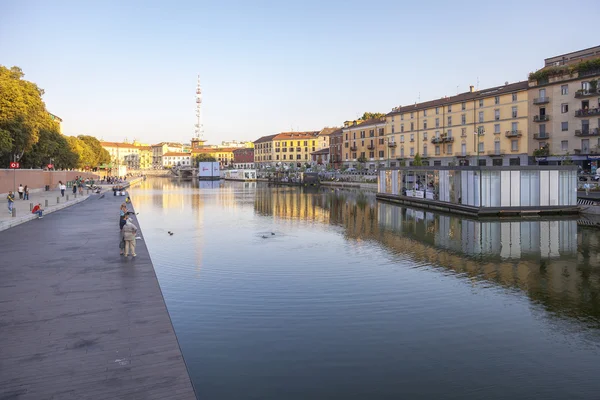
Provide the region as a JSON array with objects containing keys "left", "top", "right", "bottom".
[
  {"left": 271, "top": 232, "right": 275, "bottom": 235},
  {"left": 261, "top": 235, "right": 268, "bottom": 239},
  {"left": 168, "top": 231, "right": 174, "bottom": 236}
]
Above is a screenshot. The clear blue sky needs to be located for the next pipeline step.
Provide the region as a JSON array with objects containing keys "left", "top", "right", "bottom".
[{"left": 1, "top": 0, "right": 598, "bottom": 145}]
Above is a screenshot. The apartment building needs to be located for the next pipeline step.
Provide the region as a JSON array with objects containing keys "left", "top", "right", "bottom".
[
  {"left": 272, "top": 131, "right": 319, "bottom": 168},
  {"left": 100, "top": 141, "right": 139, "bottom": 167},
  {"left": 253, "top": 134, "right": 277, "bottom": 169},
  {"left": 385, "top": 81, "right": 529, "bottom": 167},
  {"left": 162, "top": 152, "right": 192, "bottom": 168},
  {"left": 233, "top": 148, "right": 255, "bottom": 169},
  {"left": 328, "top": 128, "right": 344, "bottom": 169},
  {"left": 342, "top": 118, "right": 387, "bottom": 169},
  {"left": 151, "top": 142, "right": 187, "bottom": 168},
  {"left": 527, "top": 46, "right": 600, "bottom": 168}
]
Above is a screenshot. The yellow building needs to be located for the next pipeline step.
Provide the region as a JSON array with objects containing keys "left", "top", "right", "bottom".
[
  {"left": 191, "top": 147, "right": 236, "bottom": 167},
  {"left": 385, "top": 81, "right": 530, "bottom": 167},
  {"left": 100, "top": 141, "right": 139, "bottom": 167},
  {"left": 272, "top": 131, "right": 319, "bottom": 168},
  {"left": 341, "top": 118, "right": 387, "bottom": 169}
]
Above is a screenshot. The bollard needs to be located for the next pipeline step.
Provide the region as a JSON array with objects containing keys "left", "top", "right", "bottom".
[
  {"left": 45, "top": 199, "right": 49, "bottom": 207},
  {"left": 87, "top": 189, "right": 89, "bottom": 194},
  {"left": 12, "top": 208, "right": 16, "bottom": 218},
  {"left": 66, "top": 195, "right": 69, "bottom": 201},
  {"left": 30, "top": 203, "right": 33, "bottom": 211},
  {"left": 57, "top": 196, "right": 60, "bottom": 204},
  {"left": 74, "top": 193, "right": 77, "bottom": 198}
]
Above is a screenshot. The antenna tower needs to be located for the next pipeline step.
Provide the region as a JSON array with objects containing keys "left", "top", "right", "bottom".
[{"left": 194, "top": 75, "right": 203, "bottom": 140}]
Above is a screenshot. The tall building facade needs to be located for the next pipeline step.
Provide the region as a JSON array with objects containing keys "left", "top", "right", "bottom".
[
  {"left": 253, "top": 134, "right": 277, "bottom": 169},
  {"left": 272, "top": 131, "right": 319, "bottom": 168},
  {"left": 527, "top": 46, "right": 600, "bottom": 168},
  {"left": 342, "top": 118, "right": 387, "bottom": 169},
  {"left": 385, "top": 82, "right": 530, "bottom": 167}
]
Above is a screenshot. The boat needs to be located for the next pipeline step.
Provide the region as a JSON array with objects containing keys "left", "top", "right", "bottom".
[{"left": 222, "top": 169, "right": 257, "bottom": 181}]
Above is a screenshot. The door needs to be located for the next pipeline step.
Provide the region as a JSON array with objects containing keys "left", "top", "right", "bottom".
[
  {"left": 582, "top": 139, "right": 590, "bottom": 154},
  {"left": 539, "top": 88, "right": 546, "bottom": 98}
]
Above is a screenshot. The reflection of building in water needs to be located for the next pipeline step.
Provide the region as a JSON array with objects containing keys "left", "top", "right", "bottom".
[
  {"left": 378, "top": 203, "right": 577, "bottom": 260},
  {"left": 254, "top": 187, "right": 330, "bottom": 224}
]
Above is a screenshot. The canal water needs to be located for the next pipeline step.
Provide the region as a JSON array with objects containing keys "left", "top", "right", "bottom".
[{"left": 130, "top": 178, "right": 600, "bottom": 400}]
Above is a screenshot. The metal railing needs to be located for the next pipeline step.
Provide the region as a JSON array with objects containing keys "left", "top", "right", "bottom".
[
  {"left": 533, "top": 115, "right": 550, "bottom": 122},
  {"left": 575, "top": 108, "right": 600, "bottom": 117},
  {"left": 575, "top": 128, "right": 600, "bottom": 136},
  {"left": 505, "top": 130, "right": 522, "bottom": 137},
  {"left": 574, "top": 88, "right": 600, "bottom": 98},
  {"left": 533, "top": 133, "right": 550, "bottom": 140},
  {"left": 533, "top": 97, "right": 550, "bottom": 104}
]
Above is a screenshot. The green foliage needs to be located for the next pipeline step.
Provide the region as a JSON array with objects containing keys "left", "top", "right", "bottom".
[
  {"left": 412, "top": 153, "right": 423, "bottom": 166},
  {"left": 357, "top": 154, "right": 367, "bottom": 163},
  {"left": 533, "top": 144, "right": 549, "bottom": 157},
  {"left": 22, "top": 129, "right": 77, "bottom": 169},
  {"left": 78, "top": 135, "right": 110, "bottom": 166},
  {"left": 529, "top": 58, "right": 600, "bottom": 82},
  {"left": 358, "top": 112, "right": 385, "bottom": 121},
  {"left": 193, "top": 153, "right": 216, "bottom": 164},
  {"left": 562, "top": 153, "right": 574, "bottom": 165}
]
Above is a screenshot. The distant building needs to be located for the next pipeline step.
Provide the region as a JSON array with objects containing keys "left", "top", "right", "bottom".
[
  {"left": 152, "top": 142, "right": 186, "bottom": 168},
  {"left": 162, "top": 152, "right": 192, "bottom": 168},
  {"left": 310, "top": 148, "right": 330, "bottom": 165},
  {"left": 342, "top": 118, "right": 387, "bottom": 169},
  {"left": 272, "top": 131, "right": 319, "bottom": 168},
  {"left": 100, "top": 141, "right": 139, "bottom": 168},
  {"left": 191, "top": 147, "right": 237, "bottom": 167},
  {"left": 233, "top": 148, "right": 255, "bottom": 169},
  {"left": 253, "top": 134, "right": 278, "bottom": 169},
  {"left": 328, "top": 128, "right": 344, "bottom": 169}
]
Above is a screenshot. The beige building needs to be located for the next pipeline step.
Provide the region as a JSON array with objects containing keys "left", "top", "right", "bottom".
[
  {"left": 151, "top": 142, "right": 186, "bottom": 168},
  {"left": 100, "top": 141, "right": 139, "bottom": 168},
  {"left": 253, "top": 134, "right": 277, "bottom": 169},
  {"left": 342, "top": 118, "right": 387, "bottom": 169},
  {"left": 385, "top": 81, "right": 530, "bottom": 167},
  {"left": 527, "top": 46, "right": 600, "bottom": 168}
]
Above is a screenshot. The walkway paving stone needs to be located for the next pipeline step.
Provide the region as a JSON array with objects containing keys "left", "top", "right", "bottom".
[{"left": 0, "top": 192, "right": 197, "bottom": 400}]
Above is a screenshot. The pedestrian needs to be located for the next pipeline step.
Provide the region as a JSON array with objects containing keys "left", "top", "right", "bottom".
[
  {"left": 23, "top": 185, "right": 29, "bottom": 200},
  {"left": 31, "top": 203, "right": 44, "bottom": 219},
  {"left": 585, "top": 182, "right": 591, "bottom": 195},
  {"left": 7, "top": 191, "right": 15, "bottom": 214},
  {"left": 18, "top": 184, "right": 24, "bottom": 200},
  {"left": 121, "top": 215, "right": 138, "bottom": 257},
  {"left": 72, "top": 181, "right": 77, "bottom": 195},
  {"left": 78, "top": 181, "right": 83, "bottom": 195},
  {"left": 59, "top": 181, "right": 66, "bottom": 197},
  {"left": 119, "top": 203, "right": 128, "bottom": 230}
]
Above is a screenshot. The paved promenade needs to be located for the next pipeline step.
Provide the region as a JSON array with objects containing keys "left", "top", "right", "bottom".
[{"left": 0, "top": 192, "right": 197, "bottom": 399}]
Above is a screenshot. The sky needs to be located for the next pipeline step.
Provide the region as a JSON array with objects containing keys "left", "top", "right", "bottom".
[{"left": 1, "top": 0, "right": 598, "bottom": 145}]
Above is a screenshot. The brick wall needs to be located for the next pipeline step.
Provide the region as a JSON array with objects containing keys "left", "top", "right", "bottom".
[{"left": 0, "top": 170, "right": 99, "bottom": 195}]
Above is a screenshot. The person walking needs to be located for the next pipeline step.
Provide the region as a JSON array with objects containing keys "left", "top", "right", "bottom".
[
  {"left": 119, "top": 203, "right": 129, "bottom": 230},
  {"left": 584, "top": 182, "right": 591, "bottom": 196},
  {"left": 18, "top": 184, "right": 24, "bottom": 200},
  {"left": 7, "top": 191, "right": 15, "bottom": 214},
  {"left": 78, "top": 181, "right": 83, "bottom": 195},
  {"left": 72, "top": 181, "right": 77, "bottom": 195},
  {"left": 59, "top": 181, "right": 66, "bottom": 197},
  {"left": 23, "top": 185, "right": 29, "bottom": 200},
  {"left": 121, "top": 215, "right": 138, "bottom": 257}
]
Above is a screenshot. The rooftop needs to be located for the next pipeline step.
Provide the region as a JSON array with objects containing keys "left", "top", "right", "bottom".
[
  {"left": 163, "top": 152, "right": 191, "bottom": 157},
  {"left": 317, "top": 127, "right": 340, "bottom": 136},
  {"left": 100, "top": 141, "right": 138, "bottom": 149},
  {"left": 342, "top": 118, "right": 386, "bottom": 130},
  {"left": 254, "top": 134, "right": 279, "bottom": 144},
  {"left": 311, "top": 148, "right": 330, "bottom": 155},
  {"left": 387, "top": 81, "right": 529, "bottom": 116},
  {"left": 273, "top": 131, "right": 320, "bottom": 140}
]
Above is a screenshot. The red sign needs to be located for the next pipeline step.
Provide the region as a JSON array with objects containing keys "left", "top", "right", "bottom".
[
  {"left": 9, "top": 162, "right": 20, "bottom": 169},
  {"left": 47, "top": 164, "right": 54, "bottom": 169}
]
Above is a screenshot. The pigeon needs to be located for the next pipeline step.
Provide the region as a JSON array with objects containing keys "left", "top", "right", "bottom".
[
  {"left": 99, "top": 194, "right": 105, "bottom": 199},
  {"left": 168, "top": 231, "right": 174, "bottom": 236},
  {"left": 271, "top": 232, "right": 275, "bottom": 235},
  {"left": 261, "top": 235, "right": 268, "bottom": 239}
]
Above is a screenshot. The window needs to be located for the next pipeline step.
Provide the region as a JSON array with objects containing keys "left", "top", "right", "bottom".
[
  {"left": 400, "top": 135, "right": 405, "bottom": 143},
  {"left": 448, "top": 116, "right": 452, "bottom": 125},
  {"left": 512, "top": 93, "right": 517, "bottom": 102},
  {"left": 369, "top": 130, "right": 375, "bottom": 137},
  {"left": 561, "top": 140, "right": 568, "bottom": 151},
  {"left": 379, "top": 128, "right": 384, "bottom": 136},
  {"left": 492, "top": 158, "right": 502, "bottom": 166},
  {"left": 410, "top": 122, "right": 414, "bottom": 131},
  {"left": 353, "top": 132, "right": 356, "bottom": 139},
  {"left": 391, "top": 125, "right": 395, "bottom": 133},
  {"left": 461, "top": 114, "right": 466, "bottom": 125},
  {"left": 494, "top": 96, "right": 500, "bottom": 104},
  {"left": 461, "top": 102, "right": 466, "bottom": 110},
  {"left": 400, "top": 147, "right": 404, "bottom": 157},
  {"left": 509, "top": 158, "right": 520, "bottom": 166},
  {"left": 379, "top": 138, "right": 384, "bottom": 145},
  {"left": 423, "top": 145, "right": 427, "bottom": 156},
  {"left": 360, "top": 131, "right": 365, "bottom": 138},
  {"left": 345, "top": 134, "right": 348, "bottom": 140},
  {"left": 512, "top": 106, "right": 518, "bottom": 118},
  {"left": 435, "top": 107, "right": 439, "bottom": 115},
  {"left": 448, "top": 105, "right": 452, "bottom": 112},
  {"left": 561, "top": 85, "right": 568, "bottom": 95},
  {"left": 435, "top": 130, "right": 440, "bottom": 138},
  {"left": 410, "top": 112, "right": 414, "bottom": 119},
  {"left": 283, "top": 154, "right": 287, "bottom": 160},
  {"left": 479, "top": 99, "right": 484, "bottom": 107},
  {"left": 447, "top": 129, "right": 453, "bottom": 138},
  {"left": 478, "top": 142, "right": 484, "bottom": 153},
  {"left": 494, "top": 109, "right": 500, "bottom": 120},
  {"left": 435, "top": 146, "right": 440, "bottom": 155},
  {"left": 401, "top": 114, "right": 404, "bottom": 120},
  {"left": 461, "top": 128, "right": 466, "bottom": 137},
  {"left": 435, "top": 118, "right": 439, "bottom": 128},
  {"left": 369, "top": 151, "right": 374, "bottom": 158},
  {"left": 494, "top": 124, "right": 500, "bottom": 133},
  {"left": 410, "top": 147, "right": 414, "bottom": 156},
  {"left": 297, "top": 154, "right": 301, "bottom": 160},
  {"left": 423, "top": 109, "right": 428, "bottom": 116},
  {"left": 511, "top": 140, "right": 518, "bottom": 151},
  {"left": 447, "top": 144, "right": 453, "bottom": 153},
  {"left": 303, "top": 141, "right": 308, "bottom": 146},
  {"left": 561, "top": 122, "right": 568, "bottom": 131},
  {"left": 511, "top": 122, "right": 518, "bottom": 132},
  {"left": 423, "top": 132, "right": 428, "bottom": 140},
  {"left": 479, "top": 159, "right": 487, "bottom": 166},
  {"left": 561, "top": 103, "right": 569, "bottom": 113},
  {"left": 539, "top": 124, "right": 546, "bottom": 135},
  {"left": 400, "top": 124, "right": 404, "bottom": 132},
  {"left": 478, "top": 111, "right": 484, "bottom": 123},
  {"left": 378, "top": 150, "right": 384, "bottom": 158},
  {"left": 539, "top": 88, "right": 546, "bottom": 98},
  {"left": 410, "top": 134, "right": 414, "bottom": 142},
  {"left": 423, "top": 120, "right": 428, "bottom": 129}
]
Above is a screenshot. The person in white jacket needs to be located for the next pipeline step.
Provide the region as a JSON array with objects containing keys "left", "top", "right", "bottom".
[{"left": 121, "top": 215, "right": 138, "bottom": 257}]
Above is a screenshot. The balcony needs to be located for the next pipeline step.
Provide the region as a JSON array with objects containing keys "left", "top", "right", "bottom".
[
  {"left": 387, "top": 142, "right": 397, "bottom": 148},
  {"left": 533, "top": 115, "right": 550, "bottom": 122},
  {"left": 431, "top": 137, "right": 442, "bottom": 144},
  {"left": 575, "top": 108, "right": 600, "bottom": 117},
  {"left": 533, "top": 97, "right": 550, "bottom": 104},
  {"left": 367, "top": 144, "right": 375, "bottom": 150},
  {"left": 455, "top": 152, "right": 468, "bottom": 157},
  {"left": 350, "top": 146, "right": 357, "bottom": 151},
  {"left": 505, "top": 130, "right": 522, "bottom": 138},
  {"left": 442, "top": 136, "right": 455, "bottom": 143},
  {"left": 533, "top": 133, "right": 550, "bottom": 140},
  {"left": 575, "top": 89, "right": 600, "bottom": 98},
  {"left": 487, "top": 150, "right": 506, "bottom": 156},
  {"left": 575, "top": 128, "right": 600, "bottom": 137}
]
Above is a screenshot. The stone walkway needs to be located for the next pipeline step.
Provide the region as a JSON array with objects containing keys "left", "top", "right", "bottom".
[{"left": 0, "top": 192, "right": 197, "bottom": 399}]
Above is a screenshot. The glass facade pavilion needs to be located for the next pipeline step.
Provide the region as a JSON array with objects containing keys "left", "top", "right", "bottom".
[{"left": 377, "top": 166, "right": 578, "bottom": 216}]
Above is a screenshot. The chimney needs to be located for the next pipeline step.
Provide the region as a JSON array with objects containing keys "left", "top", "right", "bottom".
[{"left": 469, "top": 85, "right": 474, "bottom": 93}]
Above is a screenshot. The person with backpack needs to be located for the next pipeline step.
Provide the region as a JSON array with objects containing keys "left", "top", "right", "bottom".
[{"left": 7, "top": 191, "right": 15, "bottom": 214}]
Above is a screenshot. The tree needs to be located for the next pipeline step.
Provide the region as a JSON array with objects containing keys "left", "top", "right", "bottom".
[
  {"left": 412, "top": 153, "right": 423, "bottom": 166},
  {"left": 78, "top": 135, "right": 110, "bottom": 167},
  {"left": 357, "top": 154, "right": 367, "bottom": 164},
  {"left": 0, "top": 66, "right": 58, "bottom": 165},
  {"left": 358, "top": 112, "right": 385, "bottom": 121},
  {"left": 193, "top": 153, "right": 216, "bottom": 164},
  {"left": 22, "top": 129, "right": 78, "bottom": 169}
]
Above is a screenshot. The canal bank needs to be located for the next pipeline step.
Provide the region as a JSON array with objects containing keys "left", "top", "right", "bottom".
[{"left": 0, "top": 190, "right": 196, "bottom": 399}]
